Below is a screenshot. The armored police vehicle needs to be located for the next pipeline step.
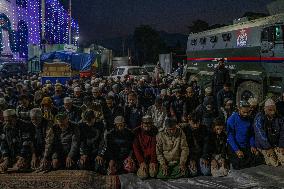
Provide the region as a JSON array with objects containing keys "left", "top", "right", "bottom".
[{"left": 186, "top": 13, "right": 284, "bottom": 102}]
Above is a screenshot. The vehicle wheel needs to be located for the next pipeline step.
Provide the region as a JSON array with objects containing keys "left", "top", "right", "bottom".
[{"left": 236, "top": 81, "right": 263, "bottom": 106}]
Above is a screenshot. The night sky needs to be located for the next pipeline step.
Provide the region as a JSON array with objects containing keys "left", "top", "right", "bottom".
[{"left": 63, "top": 0, "right": 272, "bottom": 43}]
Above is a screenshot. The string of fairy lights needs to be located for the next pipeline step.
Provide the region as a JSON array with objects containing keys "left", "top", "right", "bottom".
[{"left": 0, "top": 0, "right": 79, "bottom": 59}]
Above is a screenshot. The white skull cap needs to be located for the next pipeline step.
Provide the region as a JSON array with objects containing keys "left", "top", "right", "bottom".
[
  {"left": 74, "top": 87, "right": 81, "bottom": 92},
  {"left": 85, "top": 84, "right": 91, "bottom": 89},
  {"left": 264, "top": 98, "right": 275, "bottom": 107},
  {"left": 64, "top": 97, "right": 72, "bottom": 104},
  {"left": 30, "top": 108, "right": 42, "bottom": 117},
  {"left": 160, "top": 89, "right": 167, "bottom": 95},
  {"left": 205, "top": 87, "right": 212, "bottom": 93},
  {"left": 3, "top": 109, "right": 16, "bottom": 117},
  {"left": 248, "top": 97, "right": 258, "bottom": 106},
  {"left": 114, "top": 116, "right": 125, "bottom": 124}
]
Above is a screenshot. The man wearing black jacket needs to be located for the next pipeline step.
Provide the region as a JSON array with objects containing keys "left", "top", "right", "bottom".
[
  {"left": 212, "top": 59, "right": 230, "bottom": 96},
  {"left": 59, "top": 97, "right": 82, "bottom": 123},
  {"left": 79, "top": 110, "right": 105, "bottom": 171},
  {"left": 30, "top": 108, "right": 52, "bottom": 170},
  {"left": 0, "top": 109, "right": 34, "bottom": 172},
  {"left": 104, "top": 95, "right": 124, "bottom": 131},
  {"left": 97, "top": 116, "right": 135, "bottom": 175},
  {"left": 40, "top": 113, "right": 80, "bottom": 170},
  {"left": 209, "top": 118, "right": 228, "bottom": 177},
  {"left": 124, "top": 92, "right": 143, "bottom": 130},
  {"left": 180, "top": 113, "right": 210, "bottom": 176}
]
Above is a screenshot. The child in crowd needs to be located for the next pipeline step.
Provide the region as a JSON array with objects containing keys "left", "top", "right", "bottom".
[{"left": 209, "top": 118, "right": 228, "bottom": 177}]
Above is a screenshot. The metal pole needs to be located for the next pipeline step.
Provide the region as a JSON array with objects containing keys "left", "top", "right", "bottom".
[
  {"left": 40, "top": 0, "right": 46, "bottom": 68},
  {"left": 68, "top": 0, "right": 72, "bottom": 45},
  {"left": 41, "top": 0, "right": 45, "bottom": 41}
]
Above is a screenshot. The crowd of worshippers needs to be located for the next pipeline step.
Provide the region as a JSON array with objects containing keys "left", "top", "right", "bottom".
[{"left": 0, "top": 62, "right": 284, "bottom": 179}]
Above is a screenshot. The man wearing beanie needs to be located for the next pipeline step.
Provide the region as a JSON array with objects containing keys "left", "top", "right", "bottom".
[
  {"left": 180, "top": 113, "right": 211, "bottom": 177},
  {"left": 254, "top": 98, "right": 284, "bottom": 167},
  {"left": 156, "top": 117, "right": 189, "bottom": 179},
  {"left": 78, "top": 110, "right": 105, "bottom": 171},
  {"left": 39, "top": 112, "right": 80, "bottom": 171}
]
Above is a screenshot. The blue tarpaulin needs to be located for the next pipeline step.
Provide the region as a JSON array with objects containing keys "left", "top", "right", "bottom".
[
  {"left": 74, "top": 53, "right": 96, "bottom": 71},
  {"left": 40, "top": 51, "right": 97, "bottom": 71}
]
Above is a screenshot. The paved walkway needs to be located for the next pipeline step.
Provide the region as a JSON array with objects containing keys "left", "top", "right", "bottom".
[{"left": 119, "top": 165, "right": 284, "bottom": 189}]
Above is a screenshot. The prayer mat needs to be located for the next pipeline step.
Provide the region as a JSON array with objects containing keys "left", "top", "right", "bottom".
[{"left": 0, "top": 170, "right": 120, "bottom": 189}]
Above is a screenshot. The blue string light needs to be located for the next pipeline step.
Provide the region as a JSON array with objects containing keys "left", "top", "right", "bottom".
[{"left": 0, "top": 0, "right": 79, "bottom": 59}]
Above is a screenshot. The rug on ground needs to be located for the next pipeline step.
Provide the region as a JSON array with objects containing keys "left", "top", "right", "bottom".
[{"left": 0, "top": 170, "right": 120, "bottom": 189}]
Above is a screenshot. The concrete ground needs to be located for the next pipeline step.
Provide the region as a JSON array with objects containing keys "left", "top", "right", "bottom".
[{"left": 119, "top": 165, "right": 284, "bottom": 189}]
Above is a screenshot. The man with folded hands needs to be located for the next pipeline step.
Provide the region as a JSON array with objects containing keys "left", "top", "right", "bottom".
[
  {"left": 133, "top": 115, "right": 158, "bottom": 179},
  {"left": 156, "top": 117, "right": 189, "bottom": 179}
]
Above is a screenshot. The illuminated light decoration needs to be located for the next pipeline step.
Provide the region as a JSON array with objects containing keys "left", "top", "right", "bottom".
[
  {"left": 18, "top": 20, "right": 28, "bottom": 58},
  {"left": 0, "top": 13, "right": 18, "bottom": 53},
  {"left": 44, "top": 0, "right": 79, "bottom": 46},
  {"left": 0, "top": 0, "right": 79, "bottom": 59}
]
